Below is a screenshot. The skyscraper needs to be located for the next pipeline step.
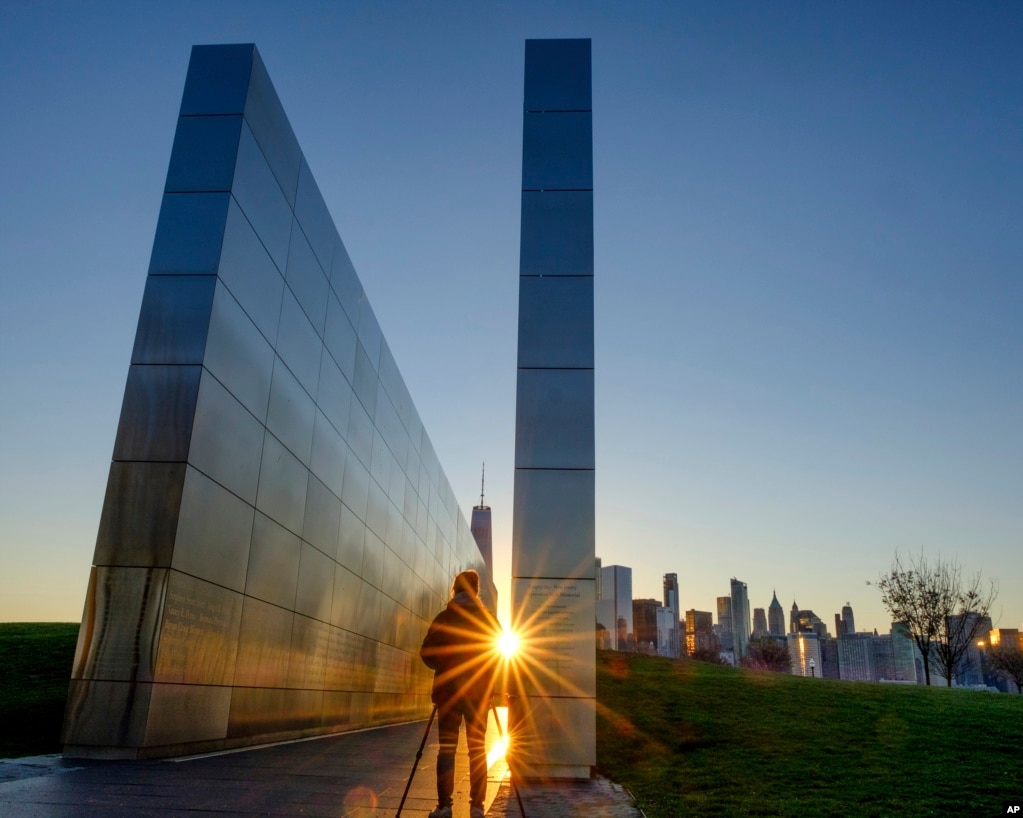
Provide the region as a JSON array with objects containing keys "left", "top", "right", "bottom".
[
  {"left": 470, "top": 464, "right": 494, "bottom": 579},
  {"left": 663, "top": 573, "right": 680, "bottom": 658},
  {"left": 597, "top": 564, "right": 633, "bottom": 651},
  {"left": 841, "top": 602, "right": 855, "bottom": 635},
  {"left": 633, "top": 598, "right": 659, "bottom": 653},
  {"left": 730, "top": 577, "right": 751, "bottom": 658},
  {"left": 685, "top": 609, "right": 714, "bottom": 655},
  {"left": 768, "top": 591, "right": 785, "bottom": 636},
  {"left": 752, "top": 607, "right": 767, "bottom": 638},
  {"left": 716, "top": 596, "right": 733, "bottom": 652}
]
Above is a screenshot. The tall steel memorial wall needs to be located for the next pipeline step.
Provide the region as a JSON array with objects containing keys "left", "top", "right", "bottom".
[
  {"left": 62, "top": 43, "right": 492, "bottom": 759},
  {"left": 511, "top": 38, "right": 596, "bottom": 779}
]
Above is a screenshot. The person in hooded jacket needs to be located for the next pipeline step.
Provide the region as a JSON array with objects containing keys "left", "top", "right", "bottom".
[{"left": 420, "top": 569, "right": 501, "bottom": 818}]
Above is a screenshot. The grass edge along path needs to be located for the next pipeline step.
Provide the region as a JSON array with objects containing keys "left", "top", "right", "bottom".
[{"left": 595, "top": 649, "right": 1022, "bottom": 817}]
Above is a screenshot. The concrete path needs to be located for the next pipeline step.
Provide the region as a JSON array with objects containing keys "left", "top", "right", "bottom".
[{"left": 0, "top": 713, "right": 644, "bottom": 818}]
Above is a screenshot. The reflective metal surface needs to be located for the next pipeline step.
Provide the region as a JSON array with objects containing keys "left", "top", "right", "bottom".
[
  {"left": 519, "top": 190, "right": 594, "bottom": 276},
  {"left": 517, "top": 275, "right": 593, "bottom": 368},
  {"left": 512, "top": 39, "right": 595, "bottom": 779},
  {"left": 65, "top": 42, "right": 492, "bottom": 761}
]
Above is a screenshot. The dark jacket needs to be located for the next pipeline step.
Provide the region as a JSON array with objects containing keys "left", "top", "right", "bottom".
[{"left": 420, "top": 591, "right": 501, "bottom": 706}]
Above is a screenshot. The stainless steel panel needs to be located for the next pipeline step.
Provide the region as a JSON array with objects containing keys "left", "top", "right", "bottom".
[
  {"left": 245, "top": 511, "right": 301, "bottom": 609},
  {"left": 172, "top": 466, "right": 254, "bottom": 592},
  {"left": 341, "top": 453, "right": 370, "bottom": 522},
  {"left": 514, "top": 369, "right": 594, "bottom": 469},
  {"left": 71, "top": 566, "right": 168, "bottom": 682},
  {"left": 283, "top": 689, "right": 324, "bottom": 731},
  {"left": 324, "top": 291, "right": 358, "bottom": 383},
  {"left": 266, "top": 356, "right": 315, "bottom": 466},
  {"left": 517, "top": 275, "right": 593, "bottom": 368},
  {"left": 296, "top": 539, "right": 331, "bottom": 621},
  {"left": 352, "top": 341, "right": 378, "bottom": 418},
  {"left": 357, "top": 302, "right": 382, "bottom": 369},
  {"left": 377, "top": 341, "right": 413, "bottom": 430},
  {"left": 227, "top": 687, "right": 286, "bottom": 738},
  {"left": 62, "top": 680, "right": 152, "bottom": 750},
  {"left": 302, "top": 472, "right": 341, "bottom": 558},
  {"left": 149, "top": 193, "right": 230, "bottom": 276},
  {"left": 511, "top": 577, "right": 595, "bottom": 697},
  {"left": 369, "top": 429, "right": 391, "bottom": 495},
  {"left": 145, "top": 683, "right": 232, "bottom": 746},
  {"left": 330, "top": 236, "right": 363, "bottom": 329},
  {"left": 521, "top": 112, "right": 593, "bottom": 191},
  {"left": 324, "top": 627, "right": 362, "bottom": 690},
  {"left": 310, "top": 409, "right": 346, "bottom": 498},
  {"left": 165, "top": 115, "right": 243, "bottom": 193},
  {"left": 512, "top": 469, "right": 595, "bottom": 580},
  {"left": 232, "top": 121, "right": 293, "bottom": 272},
  {"left": 232, "top": 595, "right": 294, "bottom": 687},
  {"left": 94, "top": 462, "right": 186, "bottom": 567},
  {"left": 510, "top": 695, "right": 596, "bottom": 773},
  {"left": 357, "top": 582, "right": 385, "bottom": 642},
  {"left": 203, "top": 281, "right": 274, "bottom": 423},
  {"left": 113, "top": 364, "right": 202, "bottom": 462},
  {"left": 365, "top": 480, "right": 389, "bottom": 543},
  {"left": 287, "top": 614, "right": 330, "bottom": 689},
  {"left": 316, "top": 351, "right": 353, "bottom": 440},
  {"left": 374, "top": 384, "right": 407, "bottom": 472},
  {"left": 361, "top": 530, "right": 385, "bottom": 591},
  {"left": 336, "top": 503, "right": 366, "bottom": 574},
  {"left": 275, "top": 289, "right": 323, "bottom": 399},
  {"left": 321, "top": 690, "right": 354, "bottom": 730},
  {"left": 345, "top": 394, "right": 374, "bottom": 471},
  {"left": 255, "top": 432, "right": 308, "bottom": 536},
  {"left": 523, "top": 39, "right": 592, "bottom": 112},
  {"left": 188, "top": 370, "right": 265, "bottom": 505},
  {"left": 295, "top": 156, "right": 336, "bottom": 274},
  {"left": 330, "top": 564, "right": 362, "bottom": 630},
  {"left": 217, "top": 198, "right": 285, "bottom": 344},
  {"left": 285, "top": 220, "right": 329, "bottom": 336},
  {"left": 179, "top": 44, "right": 253, "bottom": 116},
  {"left": 245, "top": 47, "right": 302, "bottom": 207},
  {"left": 519, "top": 190, "right": 593, "bottom": 276},
  {"left": 154, "top": 571, "right": 243, "bottom": 685}
]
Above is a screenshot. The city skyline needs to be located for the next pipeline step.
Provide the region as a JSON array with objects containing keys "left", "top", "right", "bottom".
[{"left": 3, "top": 3, "right": 1022, "bottom": 635}]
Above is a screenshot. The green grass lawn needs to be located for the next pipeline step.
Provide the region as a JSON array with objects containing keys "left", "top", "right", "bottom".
[
  {"left": 595, "top": 649, "right": 1023, "bottom": 817},
  {"left": 3, "top": 625, "right": 1021, "bottom": 816},
  {"left": 0, "top": 622, "right": 79, "bottom": 758}
]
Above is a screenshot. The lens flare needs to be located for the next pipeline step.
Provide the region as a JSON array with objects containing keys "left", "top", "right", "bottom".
[{"left": 497, "top": 630, "right": 520, "bottom": 658}]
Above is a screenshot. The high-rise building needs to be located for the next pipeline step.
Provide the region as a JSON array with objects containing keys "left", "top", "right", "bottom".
[
  {"left": 470, "top": 464, "right": 494, "bottom": 581},
  {"left": 788, "top": 632, "right": 822, "bottom": 677},
  {"left": 663, "top": 573, "right": 680, "bottom": 657},
  {"left": 633, "top": 598, "right": 659, "bottom": 653},
  {"left": 838, "top": 633, "right": 874, "bottom": 681},
  {"left": 790, "top": 600, "right": 799, "bottom": 634},
  {"left": 752, "top": 607, "right": 767, "bottom": 638},
  {"left": 841, "top": 602, "right": 855, "bottom": 635},
  {"left": 685, "top": 609, "right": 714, "bottom": 655},
  {"left": 656, "top": 606, "right": 677, "bottom": 658},
  {"left": 768, "top": 591, "right": 785, "bottom": 636},
  {"left": 716, "top": 596, "right": 733, "bottom": 651},
  {"left": 730, "top": 578, "right": 751, "bottom": 658},
  {"left": 596, "top": 565, "right": 633, "bottom": 651},
  {"left": 834, "top": 613, "right": 846, "bottom": 637}
]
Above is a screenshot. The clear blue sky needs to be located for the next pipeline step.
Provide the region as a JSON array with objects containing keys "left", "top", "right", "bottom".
[{"left": 2, "top": 1, "right": 1020, "bottom": 634}]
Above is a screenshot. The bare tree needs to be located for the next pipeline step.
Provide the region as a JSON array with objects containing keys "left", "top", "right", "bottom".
[
  {"left": 986, "top": 646, "right": 1023, "bottom": 694},
  {"left": 871, "top": 550, "right": 997, "bottom": 686}
]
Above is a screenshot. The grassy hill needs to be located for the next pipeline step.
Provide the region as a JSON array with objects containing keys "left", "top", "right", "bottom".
[
  {"left": 596, "top": 649, "right": 1023, "bottom": 817},
  {"left": 0, "top": 622, "right": 79, "bottom": 758},
  {"left": 3, "top": 626, "right": 1021, "bottom": 815}
]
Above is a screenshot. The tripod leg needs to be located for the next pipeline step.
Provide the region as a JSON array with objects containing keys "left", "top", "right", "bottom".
[
  {"left": 491, "top": 704, "right": 527, "bottom": 818},
  {"left": 395, "top": 705, "right": 437, "bottom": 818}
]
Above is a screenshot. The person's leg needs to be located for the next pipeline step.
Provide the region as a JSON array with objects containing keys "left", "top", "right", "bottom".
[
  {"left": 464, "top": 699, "right": 489, "bottom": 810},
  {"left": 435, "top": 703, "right": 460, "bottom": 808}
]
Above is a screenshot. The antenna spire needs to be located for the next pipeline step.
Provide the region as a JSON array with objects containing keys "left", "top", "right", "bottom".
[{"left": 479, "top": 462, "right": 486, "bottom": 507}]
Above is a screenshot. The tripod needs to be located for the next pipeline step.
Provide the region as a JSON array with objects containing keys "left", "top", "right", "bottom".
[{"left": 394, "top": 703, "right": 527, "bottom": 818}]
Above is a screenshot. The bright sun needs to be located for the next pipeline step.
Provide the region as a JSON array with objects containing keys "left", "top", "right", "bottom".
[{"left": 497, "top": 630, "right": 520, "bottom": 659}]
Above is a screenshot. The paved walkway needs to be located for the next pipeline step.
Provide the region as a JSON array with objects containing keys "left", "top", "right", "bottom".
[{"left": 0, "top": 713, "right": 644, "bottom": 818}]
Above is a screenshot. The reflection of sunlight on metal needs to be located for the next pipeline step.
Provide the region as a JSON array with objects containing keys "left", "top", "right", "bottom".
[
  {"left": 487, "top": 736, "right": 508, "bottom": 766},
  {"left": 488, "top": 704, "right": 510, "bottom": 766},
  {"left": 506, "top": 598, "right": 590, "bottom": 701}
]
